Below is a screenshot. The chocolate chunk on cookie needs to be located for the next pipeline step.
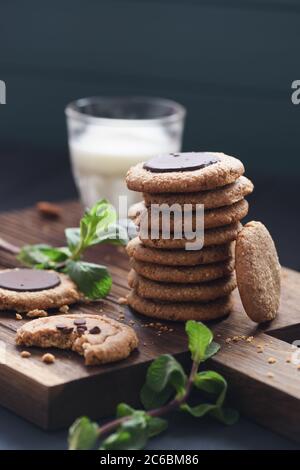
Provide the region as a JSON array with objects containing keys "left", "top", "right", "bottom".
[
  {"left": 130, "top": 199, "right": 248, "bottom": 231},
  {"left": 143, "top": 176, "right": 254, "bottom": 210},
  {"left": 128, "top": 270, "right": 236, "bottom": 302},
  {"left": 126, "top": 237, "right": 234, "bottom": 266},
  {"left": 139, "top": 222, "right": 242, "bottom": 249},
  {"left": 127, "top": 291, "right": 233, "bottom": 321},
  {"left": 126, "top": 152, "right": 244, "bottom": 193},
  {"left": 235, "top": 221, "right": 281, "bottom": 323},
  {"left": 130, "top": 258, "right": 235, "bottom": 283},
  {"left": 0, "top": 270, "right": 80, "bottom": 312},
  {"left": 16, "top": 313, "right": 138, "bottom": 365}
]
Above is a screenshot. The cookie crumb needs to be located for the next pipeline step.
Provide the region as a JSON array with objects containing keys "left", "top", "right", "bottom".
[
  {"left": 232, "top": 336, "right": 239, "bottom": 342},
  {"left": 297, "top": 365, "right": 300, "bottom": 371},
  {"left": 268, "top": 357, "right": 277, "bottom": 364},
  {"left": 27, "top": 309, "right": 48, "bottom": 318},
  {"left": 286, "top": 356, "right": 292, "bottom": 363},
  {"left": 256, "top": 345, "right": 264, "bottom": 353},
  {"left": 42, "top": 353, "right": 55, "bottom": 364},
  {"left": 246, "top": 336, "right": 254, "bottom": 343},
  {"left": 20, "top": 351, "right": 31, "bottom": 358},
  {"left": 118, "top": 297, "right": 128, "bottom": 305},
  {"left": 267, "top": 372, "right": 274, "bottom": 379},
  {"left": 36, "top": 201, "right": 61, "bottom": 218},
  {"left": 16, "top": 313, "right": 23, "bottom": 321},
  {"left": 59, "top": 305, "right": 69, "bottom": 313},
  {"left": 225, "top": 337, "right": 232, "bottom": 344}
]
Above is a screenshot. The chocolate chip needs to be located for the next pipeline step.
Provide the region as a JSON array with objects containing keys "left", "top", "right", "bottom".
[
  {"left": 77, "top": 325, "right": 87, "bottom": 335},
  {"left": 61, "top": 327, "right": 73, "bottom": 334},
  {"left": 143, "top": 152, "right": 220, "bottom": 173},
  {"left": 56, "top": 323, "right": 67, "bottom": 330},
  {"left": 74, "top": 318, "right": 86, "bottom": 326},
  {"left": 89, "top": 326, "right": 101, "bottom": 335}
]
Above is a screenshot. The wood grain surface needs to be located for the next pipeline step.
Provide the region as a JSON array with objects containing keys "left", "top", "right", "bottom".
[{"left": 0, "top": 201, "right": 299, "bottom": 441}]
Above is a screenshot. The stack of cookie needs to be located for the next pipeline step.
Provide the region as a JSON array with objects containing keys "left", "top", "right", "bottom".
[{"left": 125, "top": 152, "right": 253, "bottom": 321}]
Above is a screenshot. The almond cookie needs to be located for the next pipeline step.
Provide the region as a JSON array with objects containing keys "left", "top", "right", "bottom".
[
  {"left": 127, "top": 290, "right": 233, "bottom": 321},
  {"left": 130, "top": 258, "right": 235, "bottom": 283},
  {"left": 128, "top": 270, "right": 236, "bottom": 302},
  {"left": 0, "top": 269, "right": 80, "bottom": 313},
  {"left": 130, "top": 199, "right": 248, "bottom": 231},
  {"left": 126, "top": 237, "right": 234, "bottom": 266},
  {"left": 143, "top": 176, "right": 254, "bottom": 209},
  {"left": 235, "top": 221, "right": 281, "bottom": 323},
  {"left": 16, "top": 313, "right": 138, "bottom": 365},
  {"left": 126, "top": 152, "right": 244, "bottom": 193},
  {"left": 140, "top": 222, "right": 242, "bottom": 249}
]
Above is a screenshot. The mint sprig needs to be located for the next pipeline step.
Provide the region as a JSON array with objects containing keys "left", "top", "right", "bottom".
[
  {"left": 17, "top": 199, "right": 128, "bottom": 299},
  {"left": 68, "top": 321, "right": 239, "bottom": 450}
]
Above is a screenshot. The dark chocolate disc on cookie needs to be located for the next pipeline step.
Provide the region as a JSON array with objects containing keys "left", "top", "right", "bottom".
[
  {"left": 0, "top": 269, "right": 61, "bottom": 292},
  {"left": 143, "top": 152, "right": 220, "bottom": 173}
]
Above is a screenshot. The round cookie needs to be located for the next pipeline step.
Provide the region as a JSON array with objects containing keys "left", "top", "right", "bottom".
[
  {"left": 126, "top": 237, "right": 234, "bottom": 266},
  {"left": 16, "top": 313, "right": 138, "bottom": 365},
  {"left": 130, "top": 258, "right": 235, "bottom": 283},
  {"left": 235, "top": 221, "right": 281, "bottom": 323},
  {"left": 127, "top": 291, "right": 233, "bottom": 321},
  {"left": 139, "top": 222, "right": 242, "bottom": 249},
  {"left": 0, "top": 270, "right": 81, "bottom": 312},
  {"left": 128, "top": 270, "right": 236, "bottom": 302},
  {"left": 143, "top": 176, "right": 254, "bottom": 209},
  {"left": 126, "top": 152, "right": 244, "bottom": 193},
  {"left": 130, "top": 199, "right": 248, "bottom": 231}
]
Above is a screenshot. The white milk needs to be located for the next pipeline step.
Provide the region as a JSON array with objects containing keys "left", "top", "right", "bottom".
[{"left": 69, "top": 124, "right": 180, "bottom": 208}]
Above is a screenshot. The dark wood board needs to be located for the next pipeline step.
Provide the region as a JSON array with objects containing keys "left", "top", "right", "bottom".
[{"left": 0, "top": 201, "right": 300, "bottom": 442}]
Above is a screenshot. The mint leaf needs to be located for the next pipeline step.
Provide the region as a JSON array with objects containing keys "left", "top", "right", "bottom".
[
  {"left": 100, "top": 413, "right": 148, "bottom": 450},
  {"left": 80, "top": 199, "right": 117, "bottom": 248},
  {"left": 65, "top": 228, "right": 81, "bottom": 253},
  {"left": 116, "top": 403, "right": 135, "bottom": 418},
  {"left": 146, "top": 416, "right": 168, "bottom": 438},
  {"left": 18, "top": 244, "right": 69, "bottom": 269},
  {"left": 68, "top": 416, "right": 98, "bottom": 450},
  {"left": 141, "top": 355, "right": 187, "bottom": 410},
  {"left": 66, "top": 260, "right": 112, "bottom": 299},
  {"left": 186, "top": 320, "right": 214, "bottom": 363},
  {"left": 203, "top": 341, "right": 220, "bottom": 361},
  {"left": 181, "top": 402, "right": 217, "bottom": 417},
  {"left": 194, "top": 371, "right": 227, "bottom": 406},
  {"left": 210, "top": 407, "right": 239, "bottom": 425}
]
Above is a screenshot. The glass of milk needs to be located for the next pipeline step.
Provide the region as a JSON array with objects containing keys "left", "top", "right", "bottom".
[{"left": 65, "top": 96, "right": 186, "bottom": 208}]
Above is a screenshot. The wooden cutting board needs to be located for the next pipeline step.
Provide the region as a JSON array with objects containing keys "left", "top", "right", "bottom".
[{"left": 0, "top": 201, "right": 299, "bottom": 441}]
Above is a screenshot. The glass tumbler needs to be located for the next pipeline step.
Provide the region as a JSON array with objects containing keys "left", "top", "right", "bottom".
[{"left": 65, "top": 96, "right": 186, "bottom": 209}]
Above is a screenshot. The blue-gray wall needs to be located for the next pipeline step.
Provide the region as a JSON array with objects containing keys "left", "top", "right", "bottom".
[{"left": 0, "top": 0, "right": 299, "bottom": 177}]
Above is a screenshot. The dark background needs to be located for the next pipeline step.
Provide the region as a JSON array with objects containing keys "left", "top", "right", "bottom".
[{"left": 0, "top": 0, "right": 299, "bottom": 269}]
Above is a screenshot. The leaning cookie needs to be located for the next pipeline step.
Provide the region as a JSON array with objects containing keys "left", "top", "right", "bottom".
[
  {"left": 128, "top": 270, "right": 237, "bottom": 302},
  {"left": 235, "top": 221, "right": 281, "bottom": 323},
  {"left": 0, "top": 269, "right": 80, "bottom": 312},
  {"left": 130, "top": 258, "right": 235, "bottom": 283},
  {"left": 126, "top": 152, "right": 244, "bottom": 193},
  {"left": 139, "top": 222, "right": 242, "bottom": 249},
  {"left": 16, "top": 313, "right": 138, "bottom": 365},
  {"left": 126, "top": 237, "right": 234, "bottom": 266},
  {"left": 127, "top": 290, "right": 233, "bottom": 321},
  {"left": 143, "top": 176, "right": 254, "bottom": 209},
  {"left": 130, "top": 199, "right": 248, "bottom": 231}
]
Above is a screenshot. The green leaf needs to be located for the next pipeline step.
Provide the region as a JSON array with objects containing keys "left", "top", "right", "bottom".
[
  {"left": 68, "top": 416, "right": 98, "bottom": 450},
  {"left": 116, "top": 403, "right": 135, "bottom": 418},
  {"left": 146, "top": 416, "right": 168, "bottom": 438},
  {"left": 100, "top": 414, "right": 148, "bottom": 450},
  {"left": 181, "top": 402, "right": 217, "bottom": 418},
  {"left": 17, "top": 244, "right": 69, "bottom": 269},
  {"left": 203, "top": 341, "right": 220, "bottom": 361},
  {"left": 185, "top": 320, "right": 213, "bottom": 363},
  {"left": 210, "top": 407, "right": 239, "bottom": 425},
  {"left": 193, "top": 371, "right": 227, "bottom": 406},
  {"left": 65, "top": 228, "right": 81, "bottom": 253},
  {"left": 80, "top": 199, "right": 117, "bottom": 248},
  {"left": 66, "top": 260, "right": 112, "bottom": 299},
  {"left": 140, "top": 355, "right": 187, "bottom": 409}
]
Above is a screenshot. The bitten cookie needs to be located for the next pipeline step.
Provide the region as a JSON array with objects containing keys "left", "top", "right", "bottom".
[
  {"left": 126, "top": 237, "right": 234, "bottom": 266},
  {"left": 139, "top": 222, "right": 242, "bottom": 249},
  {"left": 126, "top": 152, "right": 244, "bottom": 193},
  {"left": 235, "top": 221, "right": 281, "bottom": 323},
  {"left": 143, "top": 176, "right": 254, "bottom": 209},
  {"left": 128, "top": 270, "right": 236, "bottom": 302},
  {"left": 130, "top": 199, "right": 248, "bottom": 231},
  {"left": 127, "top": 291, "right": 233, "bottom": 321},
  {"left": 16, "top": 313, "right": 139, "bottom": 365},
  {"left": 130, "top": 258, "right": 235, "bottom": 283},
  {"left": 0, "top": 269, "right": 80, "bottom": 313}
]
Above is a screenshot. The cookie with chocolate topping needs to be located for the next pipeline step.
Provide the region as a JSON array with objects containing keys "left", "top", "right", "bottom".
[
  {"left": 16, "top": 313, "right": 138, "bottom": 365},
  {"left": 0, "top": 269, "right": 80, "bottom": 312},
  {"left": 126, "top": 152, "right": 244, "bottom": 193}
]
